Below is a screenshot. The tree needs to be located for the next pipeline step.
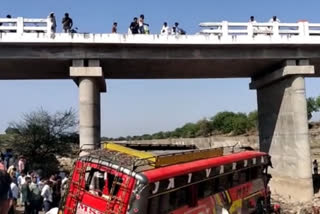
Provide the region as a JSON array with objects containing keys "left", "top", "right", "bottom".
[
  {"left": 247, "top": 110, "right": 258, "bottom": 129},
  {"left": 232, "top": 113, "right": 250, "bottom": 135},
  {"left": 196, "top": 119, "right": 212, "bottom": 137},
  {"left": 307, "top": 97, "right": 320, "bottom": 120},
  {"left": 211, "top": 111, "right": 236, "bottom": 134},
  {"left": 7, "top": 108, "right": 78, "bottom": 176}
]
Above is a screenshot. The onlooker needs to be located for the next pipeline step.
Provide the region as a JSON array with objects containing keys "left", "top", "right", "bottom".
[
  {"left": 4, "top": 149, "right": 13, "bottom": 169},
  {"left": 38, "top": 177, "right": 46, "bottom": 192},
  {"left": 17, "top": 171, "right": 26, "bottom": 188},
  {"left": 0, "top": 170, "right": 12, "bottom": 214},
  {"left": 41, "top": 180, "right": 53, "bottom": 212},
  {"left": 46, "top": 207, "right": 59, "bottom": 214},
  {"left": 18, "top": 155, "right": 26, "bottom": 173},
  {"left": 8, "top": 167, "right": 17, "bottom": 184},
  {"left": 129, "top": 17, "right": 139, "bottom": 34},
  {"left": 314, "top": 159, "right": 319, "bottom": 175},
  {"left": 6, "top": 15, "right": 15, "bottom": 33},
  {"left": 48, "top": 12, "right": 56, "bottom": 38},
  {"left": 249, "top": 16, "right": 259, "bottom": 33},
  {"left": 143, "top": 23, "right": 150, "bottom": 34},
  {"left": 172, "top": 22, "right": 186, "bottom": 35},
  {"left": 8, "top": 178, "right": 19, "bottom": 214},
  {"left": 269, "top": 16, "right": 280, "bottom": 23},
  {"left": 52, "top": 176, "right": 62, "bottom": 207},
  {"left": 21, "top": 176, "right": 32, "bottom": 214},
  {"left": 160, "top": 22, "right": 170, "bottom": 35},
  {"left": 0, "top": 160, "right": 6, "bottom": 170},
  {"left": 62, "top": 13, "right": 73, "bottom": 33},
  {"left": 249, "top": 16, "right": 256, "bottom": 23},
  {"left": 112, "top": 22, "right": 117, "bottom": 33},
  {"left": 138, "top": 14, "right": 145, "bottom": 34},
  {"left": 30, "top": 176, "right": 42, "bottom": 214}
]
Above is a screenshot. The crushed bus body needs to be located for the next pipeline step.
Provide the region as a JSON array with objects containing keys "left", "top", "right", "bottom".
[{"left": 59, "top": 143, "right": 273, "bottom": 214}]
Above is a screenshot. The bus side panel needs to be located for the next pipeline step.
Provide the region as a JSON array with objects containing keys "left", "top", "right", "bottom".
[{"left": 169, "top": 179, "right": 266, "bottom": 214}]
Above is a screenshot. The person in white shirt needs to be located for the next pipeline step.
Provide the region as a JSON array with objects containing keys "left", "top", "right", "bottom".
[
  {"left": 9, "top": 181, "right": 19, "bottom": 214},
  {"left": 46, "top": 207, "right": 58, "bottom": 214},
  {"left": 41, "top": 181, "right": 53, "bottom": 212},
  {"left": 160, "top": 22, "right": 171, "bottom": 35},
  {"left": 138, "top": 14, "right": 145, "bottom": 34},
  {"left": 269, "top": 16, "right": 280, "bottom": 23}
]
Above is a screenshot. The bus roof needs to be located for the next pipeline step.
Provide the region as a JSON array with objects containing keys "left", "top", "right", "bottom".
[
  {"left": 142, "top": 150, "right": 267, "bottom": 182},
  {"left": 80, "top": 144, "right": 267, "bottom": 183}
]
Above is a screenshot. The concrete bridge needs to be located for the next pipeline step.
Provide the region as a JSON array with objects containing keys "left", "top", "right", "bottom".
[{"left": 1, "top": 17, "right": 320, "bottom": 202}]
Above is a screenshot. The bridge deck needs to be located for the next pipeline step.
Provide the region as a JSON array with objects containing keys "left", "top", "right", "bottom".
[{"left": 1, "top": 20, "right": 320, "bottom": 79}]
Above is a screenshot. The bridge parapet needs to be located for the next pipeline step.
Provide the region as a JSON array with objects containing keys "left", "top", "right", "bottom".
[
  {"left": 1, "top": 18, "right": 320, "bottom": 44},
  {"left": 0, "top": 17, "right": 51, "bottom": 34},
  {"left": 199, "top": 21, "right": 320, "bottom": 38}
]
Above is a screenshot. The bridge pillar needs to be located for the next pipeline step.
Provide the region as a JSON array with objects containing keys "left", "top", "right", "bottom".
[
  {"left": 70, "top": 60, "right": 106, "bottom": 155},
  {"left": 250, "top": 60, "right": 315, "bottom": 202}
]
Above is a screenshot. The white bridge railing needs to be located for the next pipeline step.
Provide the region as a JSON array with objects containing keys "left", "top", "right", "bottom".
[
  {"left": 1, "top": 17, "right": 320, "bottom": 44},
  {"left": 0, "top": 17, "right": 51, "bottom": 34},
  {"left": 199, "top": 21, "right": 320, "bottom": 38}
]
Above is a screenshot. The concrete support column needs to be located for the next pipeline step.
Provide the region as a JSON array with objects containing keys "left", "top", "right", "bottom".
[
  {"left": 78, "top": 77, "right": 100, "bottom": 150},
  {"left": 70, "top": 60, "right": 106, "bottom": 154},
  {"left": 250, "top": 60, "right": 315, "bottom": 202}
]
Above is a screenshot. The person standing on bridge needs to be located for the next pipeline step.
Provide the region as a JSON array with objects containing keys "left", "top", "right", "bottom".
[
  {"left": 160, "top": 22, "right": 170, "bottom": 35},
  {"left": 172, "top": 22, "right": 186, "bottom": 35},
  {"left": 112, "top": 22, "right": 117, "bottom": 33},
  {"left": 129, "top": 17, "right": 139, "bottom": 34},
  {"left": 62, "top": 13, "right": 73, "bottom": 33},
  {"left": 138, "top": 14, "right": 145, "bottom": 34},
  {"left": 269, "top": 16, "right": 280, "bottom": 23},
  {"left": 48, "top": 12, "right": 56, "bottom": 37},
  {"left": 249, "top": 16, "right": 256, "bottom": 23}
]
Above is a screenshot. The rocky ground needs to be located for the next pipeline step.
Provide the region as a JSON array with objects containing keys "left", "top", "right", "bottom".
[{"left": 272, "top": 193, "right": 320, "bottom": 214}]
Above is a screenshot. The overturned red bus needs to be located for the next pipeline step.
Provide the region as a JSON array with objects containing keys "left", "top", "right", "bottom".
[{"left": 59, "top": 143, "right": 272, "bottom": 214}]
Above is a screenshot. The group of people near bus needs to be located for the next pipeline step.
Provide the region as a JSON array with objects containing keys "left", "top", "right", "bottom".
[{"left": 0, "top": 152, "right": 68, "bottom": 214}]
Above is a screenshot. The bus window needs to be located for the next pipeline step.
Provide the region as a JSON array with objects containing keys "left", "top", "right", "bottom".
[
  {"left": 238, "top": 169, "right": 250, "bottom": 185},
  {"left": 84, "top": 166, "right": 123, "bottom": 198},
  {"left": 147, "top": 196, "right": 160, "bottom": 214},
  {"left": 198, "top": 179, "right": 214, "bottom": 199},
  {"left": 148, "top": 186, "right": 193, "bottom": 213},
  {"left": 85, "top": 167, "right": 105, "bottom": 196},
  {"left": 250, "top": 166, "right": 262, "bottom": 180},
  {"left": 107, "top": 173, "right": 123, "bottom": 196}
]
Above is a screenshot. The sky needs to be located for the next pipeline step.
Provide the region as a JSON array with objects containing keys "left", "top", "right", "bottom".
[{"left": 1, "top": 0, "right": 320, "bottom": 137}]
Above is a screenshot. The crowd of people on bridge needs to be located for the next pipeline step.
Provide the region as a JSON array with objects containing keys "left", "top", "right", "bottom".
[{"left": 0, "top": 149, "right": 68, "bottom": 214}]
